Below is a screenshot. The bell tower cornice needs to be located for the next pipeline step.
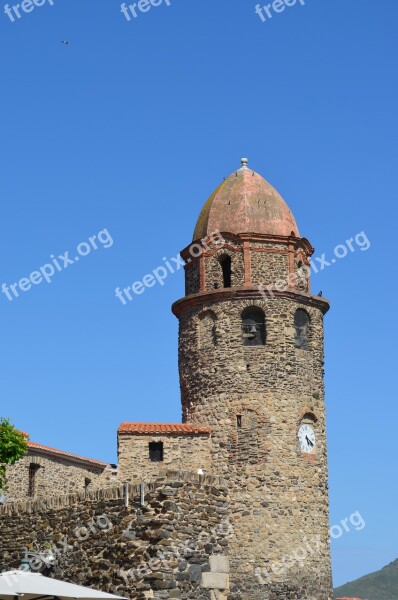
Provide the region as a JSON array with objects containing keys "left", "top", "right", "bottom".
[
  {"left": 181, "top": 232, "right": 314, "bottom": 260},
  {"left": 172, "top": 287, "right": 329, "bottom": 318}
]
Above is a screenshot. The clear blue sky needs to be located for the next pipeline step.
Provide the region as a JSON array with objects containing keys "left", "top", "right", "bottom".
[{"left": 1, "top": 0, "right": 397, "bottom": 588}]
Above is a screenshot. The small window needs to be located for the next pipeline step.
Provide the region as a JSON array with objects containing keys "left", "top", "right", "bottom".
[
  {"left": 294, "top": 309, "right": 310, "bottom": 349},
  {"left": 219, "top": 255, "right": 232, "bottom": 288},
  {"left": 28, "top": 464, "right": 40, "bottom": 497},
  {"left": 149, "top": 442, "right": 164, "bottom": 462},
  {"left": 242, "top": 307, "right": 266, "bottom": 346},
  {"left": 85, "top": 477, "right": 91, "bottom": 492},
  {"left": 237, "top": 415, "right": 242, "bottom": 428}
]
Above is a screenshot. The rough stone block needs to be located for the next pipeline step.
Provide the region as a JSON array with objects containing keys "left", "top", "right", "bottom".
[
  {"left": 189, "top": 564, "right": 202, "bottom": 583},
  {"left": 210, "top": 555, "right": 229, "bottom": 574},
  {"left": 201, "top": 572, "right": 229, "bottom": 590}
]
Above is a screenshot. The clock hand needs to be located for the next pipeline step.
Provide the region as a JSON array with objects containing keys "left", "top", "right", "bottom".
[{"left": 305, "top": 435, "right": 314, "bottom": 448}]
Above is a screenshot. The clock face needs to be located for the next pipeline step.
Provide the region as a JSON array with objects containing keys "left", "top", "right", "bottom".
[{"left": 298, "top": 424, "right": 316, "bottom": 453}]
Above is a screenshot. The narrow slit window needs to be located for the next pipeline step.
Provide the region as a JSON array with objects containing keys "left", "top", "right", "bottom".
[
  {"left": 28, "top": 464, "right": 40, "bottom": 497},
  {"left": 237, "top": 415, "right": 242, "bottom": 428},
  {"left": 220, "top": 255, "right": 232, "bottom": 288}
]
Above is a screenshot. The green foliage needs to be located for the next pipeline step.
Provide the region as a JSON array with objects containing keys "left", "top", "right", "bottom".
[
  {"left": 334, "top": 558, "right": 398, "bottom": 600},
  {"left": 0, "top": 418, "right": 28, "bottom": 493}
]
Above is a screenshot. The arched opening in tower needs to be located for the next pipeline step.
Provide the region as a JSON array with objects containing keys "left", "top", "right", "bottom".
[
  {"left": 220, "top": 255, "right": 232, "bottom": 288},
  {"left": 241, "top": 307, "right": 266, "bottom": 346}
]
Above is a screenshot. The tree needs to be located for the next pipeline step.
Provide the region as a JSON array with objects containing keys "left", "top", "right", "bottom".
[{"left": 0, "top": 418, "right": 28, "bottom": 493}]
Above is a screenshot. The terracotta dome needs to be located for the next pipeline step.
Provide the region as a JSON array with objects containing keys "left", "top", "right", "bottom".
[{"left": 193, "top": 158, "right": 299, "bottom": 240}]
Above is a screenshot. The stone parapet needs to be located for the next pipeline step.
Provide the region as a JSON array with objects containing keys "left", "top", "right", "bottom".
[{"left": 0, "top": 472, "right": 230, "bottom": 600}]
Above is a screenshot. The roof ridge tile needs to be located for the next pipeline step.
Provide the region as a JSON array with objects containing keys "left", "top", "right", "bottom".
[{"left": 118, "top": 422, "right": 212, "bottom": 435}]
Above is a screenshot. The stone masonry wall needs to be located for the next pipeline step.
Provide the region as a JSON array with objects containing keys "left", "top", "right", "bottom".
[
  {"left": 118, "top": 434, "right": 212, "bottom": 483},
  {"left": 204, "top": 246, "right": 244, "bottom": 291},
  {"left": 250, "top": 249, "right": 289, "bottom": 288},
  {"left": 185, "top": 261, "right": 200, "bottom": 296},
  {"left": 0, "top": 472, "right": 230, "bottom": 600},
  {"left": 6, "top": 453, "right": 115, "bottom": 501}
]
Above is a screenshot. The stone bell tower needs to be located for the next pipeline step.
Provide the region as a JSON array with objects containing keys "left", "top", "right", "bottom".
[{"left": 172, "top": 159, "right": 333, "bottom": 599}]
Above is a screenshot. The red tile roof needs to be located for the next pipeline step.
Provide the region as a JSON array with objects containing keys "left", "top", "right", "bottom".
[
  {"left": 118, "top": 423, "right": 212, "bottom": 435},
  {"left": 28, "top": 441, "right": 108, "bottom": 467}
]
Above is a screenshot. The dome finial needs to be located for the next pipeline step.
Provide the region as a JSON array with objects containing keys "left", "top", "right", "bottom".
[{"left": 241, "top": 157, "right": 248, "bottom": 168}]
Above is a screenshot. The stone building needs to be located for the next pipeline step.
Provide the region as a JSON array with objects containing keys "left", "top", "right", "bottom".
[
  {"left": 117, "top": 423, "right": 212, "bottom": 482},
  {"left": 2, "top": 159, "right": 333, "bottom": 599},
  {"left": 172, "top": 158, "right": 332, "bottom": 598},
  {"left": 6, "top": 439, "right": 116, "bottom": 501}
]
